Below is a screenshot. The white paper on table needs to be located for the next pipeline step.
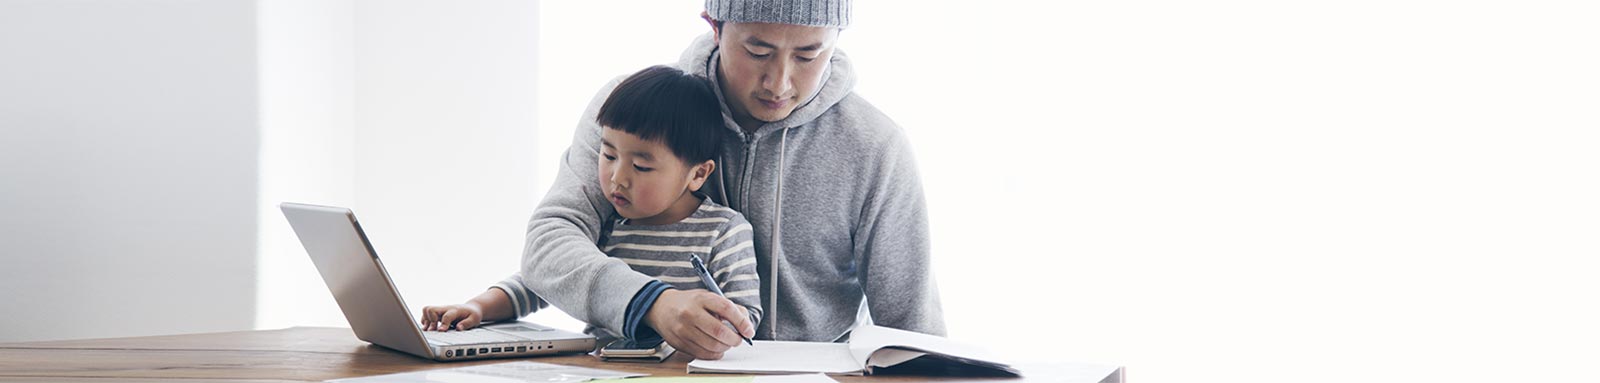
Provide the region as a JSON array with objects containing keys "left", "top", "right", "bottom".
[
  {"left": 324, "top": 361, "right": 645, "bottom": 383},
  {"left": 752, "top": 373, "right": 839, "bottom": 383}
]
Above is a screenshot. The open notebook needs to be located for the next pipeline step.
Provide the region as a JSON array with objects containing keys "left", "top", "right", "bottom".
[{"left": 687, "top": 324, "right": 1020, "bottom": 376}]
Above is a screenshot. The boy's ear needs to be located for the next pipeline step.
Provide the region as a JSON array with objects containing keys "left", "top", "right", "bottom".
[{"left": 687, "top": 160, "right": 715, "bottom": 192}]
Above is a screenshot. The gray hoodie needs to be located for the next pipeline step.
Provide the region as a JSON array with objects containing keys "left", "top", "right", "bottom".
[{"left": 512, "top": 33, "right": 944, "bottom": 342}]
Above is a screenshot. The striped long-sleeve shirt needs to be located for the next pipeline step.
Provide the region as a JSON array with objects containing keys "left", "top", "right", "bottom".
[{"left": 494, "top": 197, "right": 762, "bottom": 344}]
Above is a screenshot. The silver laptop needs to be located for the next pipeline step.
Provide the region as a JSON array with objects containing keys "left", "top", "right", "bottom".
[{"left": 280, "top": 202, "right": 596, "bottom": 361}]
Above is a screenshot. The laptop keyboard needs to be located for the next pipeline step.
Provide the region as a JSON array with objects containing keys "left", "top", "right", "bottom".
[{"left": 423, "top": 328, "right": 527, "bottom": 345}]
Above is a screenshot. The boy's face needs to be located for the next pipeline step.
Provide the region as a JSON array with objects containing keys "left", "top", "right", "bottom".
[
  {"left": 709, "top": 18, "right": 839, "bottom": 129},
  {"left": 598, "top": 128, "right": 713, "bottom": 224}
]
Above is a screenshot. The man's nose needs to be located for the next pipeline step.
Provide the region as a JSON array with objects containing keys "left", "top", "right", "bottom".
[{"left": 762, "top": 59, "right": 793, "bottom": 98}]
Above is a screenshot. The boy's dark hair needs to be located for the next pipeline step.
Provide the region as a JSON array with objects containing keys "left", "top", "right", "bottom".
[{"left": 596, "top": 65, "right": 725, "bottom": 164}]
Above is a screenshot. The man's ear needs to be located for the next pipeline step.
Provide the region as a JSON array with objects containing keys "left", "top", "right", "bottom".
[
  {"left": 701, "top": 11, "right": 722, "bottom": 42},
  {"left": 687, "top": 159, "right": 716, "bottom": 192}
]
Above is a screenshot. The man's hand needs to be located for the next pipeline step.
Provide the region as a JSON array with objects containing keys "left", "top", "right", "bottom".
[
  {"left": 420, "top": 302, "right": 485, "bottom": 332},
  {"left": 644, "top": 289, "right": 755, "bottom": 360}
]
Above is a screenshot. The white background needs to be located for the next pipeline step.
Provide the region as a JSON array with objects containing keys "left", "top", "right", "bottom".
[
  {"left": 4, "top": 1, "right": 1599, "bottom": 382},
  {"left": 254, "top": 0, "right": 544, "bottom": 335}
]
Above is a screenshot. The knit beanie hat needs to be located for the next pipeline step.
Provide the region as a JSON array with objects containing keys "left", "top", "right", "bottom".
[{"left": 704, "top": 0, "right": 852, "bottom": 29}]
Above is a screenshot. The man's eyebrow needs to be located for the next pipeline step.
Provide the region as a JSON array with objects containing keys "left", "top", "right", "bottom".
[
  {"left": 600, "top": 139, "right": 615, "bottom": 149},
  {"left": 744, "top": 36, "right": 777, "bottom": 49},
  {"left": 745, "top": 36, "right": 825, "bottom": 52}
]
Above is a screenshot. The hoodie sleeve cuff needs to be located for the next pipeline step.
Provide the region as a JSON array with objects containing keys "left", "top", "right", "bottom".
[{"left": 623, "top": 280, "right": 671, "bottom": 342}]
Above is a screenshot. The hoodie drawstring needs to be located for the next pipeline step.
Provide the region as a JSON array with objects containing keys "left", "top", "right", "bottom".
[
  {"left": 769, "top": 127, "right": 790, "bottom": 340},
  {"left": 717, "top": 154, "right": 729, "bottom": 205}
]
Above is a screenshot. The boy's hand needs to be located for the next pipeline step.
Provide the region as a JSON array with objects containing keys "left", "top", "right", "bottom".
[
  {"left": 420, "top": 303, "right": 484, "bottom": 332},
  {"left": 644, "top": 289, "right": 755, "bottom": 360}
]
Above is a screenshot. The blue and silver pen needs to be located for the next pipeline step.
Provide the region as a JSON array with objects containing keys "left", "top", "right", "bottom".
[{"left": 689, "top": 254, "right": 754, "bottom": 346}]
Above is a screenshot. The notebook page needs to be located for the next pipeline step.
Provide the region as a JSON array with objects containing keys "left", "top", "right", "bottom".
[
  {"left": 688, "top": 341, "right": 861, "bottom": 375},
  {"left": 846, "top": 325, "right": 1005, "bottom": 369}
]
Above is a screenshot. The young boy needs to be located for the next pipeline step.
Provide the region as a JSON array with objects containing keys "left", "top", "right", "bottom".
[{"left": 419, "top": 66, "right": 761, "bottom": 348}]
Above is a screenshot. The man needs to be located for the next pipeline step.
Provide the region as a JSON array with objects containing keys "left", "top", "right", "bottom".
[{"left": 518, "top": 0, "right": 943, "bottom": 360}]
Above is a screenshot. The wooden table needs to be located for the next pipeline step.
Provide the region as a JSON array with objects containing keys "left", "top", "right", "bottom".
[{"left": 0, "top": 327, "right": 1119, "bottom": 382}]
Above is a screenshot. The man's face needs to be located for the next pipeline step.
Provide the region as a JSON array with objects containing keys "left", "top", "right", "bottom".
[{"left": 714, "top": 21, "right": 839, "bottom": 129}]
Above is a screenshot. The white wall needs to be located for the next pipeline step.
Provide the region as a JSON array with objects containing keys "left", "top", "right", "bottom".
[
  {"left": 255, "top": 0, "right": 357, "bottom": 331},
  {"left": 534, "top": 1, "right": 709, "bottom": 195},
  {"left": 350, "top": 0, "right": 543, "bottom": 330},
  {"left": 0, "top": 0, "right": 259, "bottom": 342},
  {"left": 254, "top": 0, "right": 545, "bottom": 331},
  {"left": 846, "top": 2, "right": 1600, "bottom": 383}
]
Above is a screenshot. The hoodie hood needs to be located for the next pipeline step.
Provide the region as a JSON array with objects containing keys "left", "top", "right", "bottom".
[{"left": 676, "top": 32, "right": 858, "bottom": 139}]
